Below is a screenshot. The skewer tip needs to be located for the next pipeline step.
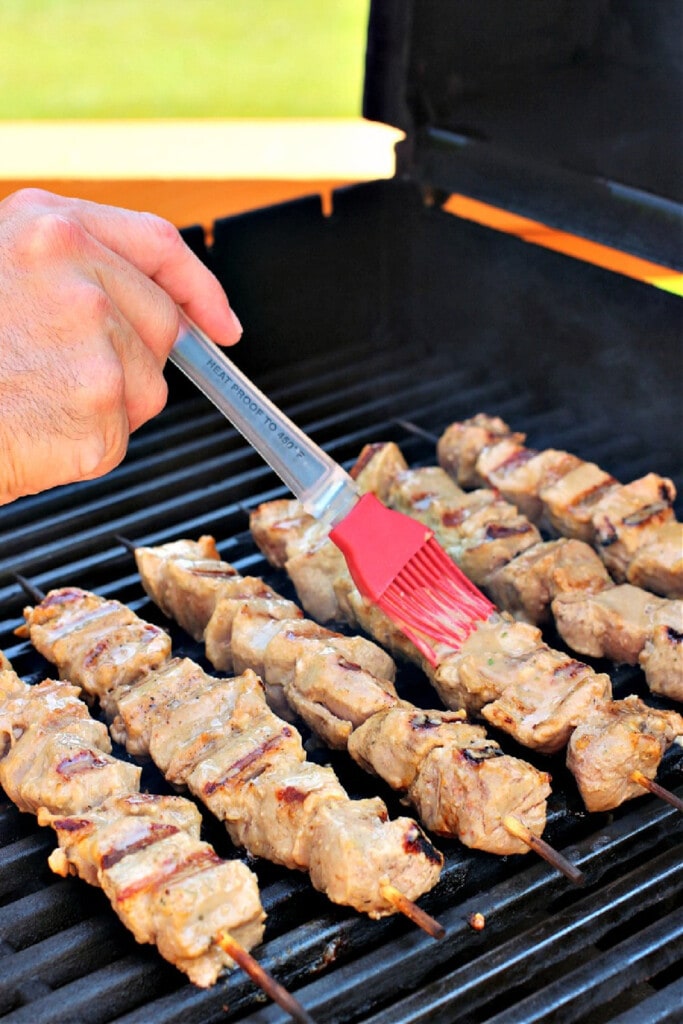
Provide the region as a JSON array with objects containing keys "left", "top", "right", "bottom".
[
  {"left": 380, "top": 883, "right": 446, "bottom": 940},
  {"left": 13, "top": 574, "right": 46, "bottom": 604},
  {"left": 503, "top": 816, "right": 585, "bottom": 886},
  {"left": 393, "top": 419, "right": 440, "bottom": 443},
  {"left": 216, "top": 932, "right": 316, "bottom": 1024},
  {"left": 114, "top": 534, "right": 137, "bottom": 555},
  {"left": 631, "top": 770, "right": 683, "bottom": 812}
]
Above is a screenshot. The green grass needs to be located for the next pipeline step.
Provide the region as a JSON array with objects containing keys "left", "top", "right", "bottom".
[{"left": 0, "top": 0, "right": 370, "bottom": 118}]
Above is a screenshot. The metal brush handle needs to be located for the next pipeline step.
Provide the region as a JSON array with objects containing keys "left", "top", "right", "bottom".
[{"left": 170, "top": 310, "right": 359, "bottom": 524}]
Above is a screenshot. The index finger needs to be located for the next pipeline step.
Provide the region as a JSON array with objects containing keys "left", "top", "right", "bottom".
[{"left": 61, "top": 194, "right": 242, "bottom": 346}]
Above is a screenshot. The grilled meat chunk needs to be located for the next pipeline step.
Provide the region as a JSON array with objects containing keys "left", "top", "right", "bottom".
[
  {"left": 552, "top": 584, "right": 668, "bottom": 664},
  {"left": 539, "top": 462, "right": 620, "bottom": 541},
  {"left": 134, "top": 536, "right": 220, "bottom": 613},
  {"left": 41, "top": 792, "right": 203, "bottom": 885},
  {"left": 566, "top": 697, "right": 683, "bottom": 811},
  {"left": 638, "top": 601, "right": 683, "bottom": 702},
  {"left": 486, "top": 538, "right": 612, "bottom": 625},
  {"left": 434, "top": 617, "right": 612, "bottom": 753},
  {"left": 305, "top": 798, "right": 443, "bottom": 918},
  {"left": 0, "top": 673, "right": 139, "bottom": 815},
  {"left": 388, "top": 467, "right": 541, "bottom": 586},
  {"left": 22, "top": 588, "right": 171, "bottom": 715},
  {"left": 350, "top": 441, "right": 409, "bottom": 501},
  {"left": 479, "top": 444, "right": 583, "bottom": 525},
  {"left": 437, "top": 414, "right": 523, "bottom": 488},
  {"left": 287, "top": 646, "right": 399, "bottom": 749},
  {"left": 626, "top": 522, "right": 683, "bottom": 598},
  {"left": 205, "top": 592, "right": 303, "bottom": 679},
  {"left": 592, "top": 474, "right": 678, "bottom": 584}
]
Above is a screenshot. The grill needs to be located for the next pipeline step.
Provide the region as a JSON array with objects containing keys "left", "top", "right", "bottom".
[{"left": 1, "top": 2, "right": 682, "bottom": 1021}]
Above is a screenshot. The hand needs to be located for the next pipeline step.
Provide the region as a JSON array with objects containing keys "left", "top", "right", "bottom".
[{"left": 0, "top": 188, "right": 242, "bottom": 505}]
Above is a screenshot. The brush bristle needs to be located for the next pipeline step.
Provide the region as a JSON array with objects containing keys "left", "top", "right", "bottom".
[{"left": 376, "top": 538, "right": 494, "bottom": 662}]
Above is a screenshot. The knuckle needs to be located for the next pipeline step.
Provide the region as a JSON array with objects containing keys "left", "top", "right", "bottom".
[
  {"left": 75, "top": 280, "right": 116, "bottom": 325},
  {"left": 144, "top": 212, "right": 182, "bottom": 249},
  {"left": 18, "top": 211, "right": 87, "bottom": 264}
]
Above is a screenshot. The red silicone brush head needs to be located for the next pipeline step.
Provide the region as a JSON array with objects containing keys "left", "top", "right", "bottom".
[{"left": 329, "top": 493, "right": 494, "bottom": 664}]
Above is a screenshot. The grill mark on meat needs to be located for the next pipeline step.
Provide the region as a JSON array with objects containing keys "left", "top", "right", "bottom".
[
  {"left": 189, "top": 567, "right": 239, "bottom": 579},
  {"left": 203, "top": 727, "right": 294, "bottom": 795},
  {"left": 338, "top": 659, "right": 362, "bottom": 673},
  {"left": 410, "top": 713, "right": 447, "bottom": 730},
  {"left": 116, "top": 848, "right": 222, "bottom": 901},
  {"left": 52, "top": 817, "right": 95, "bottom": 833},
  {"left": 84, "top": 638, "right": 109, "bottom": 666},
  {"left": 666, "top": 627, "right": 683, "bottom": 645},
  {"left": 101, "top": 823, "right": 181, "bottom": 869},
  {"left": 56, "top": 749, "right": 111, "bottom": 776},
  {"left": 484, "top": 523, "right": 535, "bottom": 540},
  {"left": 410, "top": 492, "right": 440, "bottom": 511},
  {"left": 441, "top": 509, "right": 467, "bottom": 528},
  {"left": 493, "top": 448, "right": 538, "bottom": 475},
  {"left": 84, "top": 625, "right": 163, "bottom": 667},
  {"left": 554, "top": 660, "right": 586, "bottom": 681},
  {"left": 403, "top": 825, "right": 443, "bottom": 864},
  {"left": 569, "top": 480, "right": 618, "bottom": 511},
  {"left": 596, "top": 521, "right": 618, "bottom": 546},
  {"left": 350, "top": 443, "right": 386, "bottom": 478},
  {"left": 461, "top": 744, "right": 502, "bottom": 763},
  {"left": 276, "top": 786, "right": 307, "bottom": 805},
  {"left": 622, "top": 503, "right": 671, "bottom": 527}
]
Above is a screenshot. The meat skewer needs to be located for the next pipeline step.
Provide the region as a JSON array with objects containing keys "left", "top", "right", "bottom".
[
  {"left": 244, "top": 481, "right": 683, "bottom": 817},
  {"left": 437, "top": 413, "right": 683, "bottom": 599},
  {"left": 359, "top": 434, "right": 682, "bottom": 704},
  {"left": 15, "top": 580, "right": 445, "bottom": 930},
  {"left": 121, "top": 536, "right": 596, "bottom": 884},
  {"left": 0, "top": 661, "right": 310, "bottom": 1013}
]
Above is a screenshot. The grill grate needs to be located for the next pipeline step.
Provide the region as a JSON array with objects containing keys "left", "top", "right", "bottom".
[{"left": 1, "top": 339, "right": 681, "bottom": 1023}]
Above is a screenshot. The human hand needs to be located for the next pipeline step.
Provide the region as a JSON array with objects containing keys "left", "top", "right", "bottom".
[{"left": 0, "top": 188, "right": 242, "bottom": 505}]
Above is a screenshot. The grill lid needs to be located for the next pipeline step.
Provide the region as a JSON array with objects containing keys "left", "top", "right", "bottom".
[{"left": 363, "top": 0, "right": 683, "bottom": 268}]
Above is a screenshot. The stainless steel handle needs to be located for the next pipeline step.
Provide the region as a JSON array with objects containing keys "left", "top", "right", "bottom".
[{"left": 170, "top": 310, "right": 358, "bottom": 523}]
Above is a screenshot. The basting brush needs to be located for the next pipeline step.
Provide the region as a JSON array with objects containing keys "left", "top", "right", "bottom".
[{"left": 170, "top": 312, "right": 495, "bottom": 664}]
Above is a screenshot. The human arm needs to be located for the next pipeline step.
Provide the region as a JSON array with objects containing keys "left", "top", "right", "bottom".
[{"left": 0, "top": 188, "right": 242, "bottom": 505}]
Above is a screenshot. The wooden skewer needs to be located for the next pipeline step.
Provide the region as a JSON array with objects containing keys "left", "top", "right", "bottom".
[
  {"left": 114, "top": 533, "right": 137, "bottom": 555},
  {"left": 631, "top": 770, "right": 683, "bottom": 812},
  {"left": 394, "top": 419, "right": 440, "bottom": 443},
  {"left": 14, "top": 573, "right": 46, "bottom": 604},
  {"left": 217, "top": 932, "right": 316, "bottom": 1024},
  {"left": 503, "top": 816, "right": 585, "bottom": 886},
  {"left": 380, "top": 883, "right": 446, "bottom": 939}
]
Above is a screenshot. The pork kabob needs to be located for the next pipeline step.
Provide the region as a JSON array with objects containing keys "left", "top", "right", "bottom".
[
  {"left": 372, "top": 438, "right": 682, "bottom": 705},
  {"left": 123, "top": 536, "right": 556, "bottom": 867},
  {"left": 244, "top": 477, "right": 683, "bottom": 818},
  {"left": 437, "top": 413, "right": 683, "bottom": 599},
  {"left": 0, "top": 661, "right": 317, "bottom": 1019},
  {"left": 14, "top": 582, "right": 445, "bottom": 935}
]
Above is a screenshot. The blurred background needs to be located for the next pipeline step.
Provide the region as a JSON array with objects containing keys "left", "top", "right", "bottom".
[{"left": 0, "top": 0, "right": 402, "bottom": 227}]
